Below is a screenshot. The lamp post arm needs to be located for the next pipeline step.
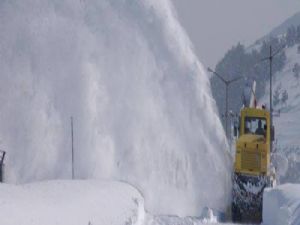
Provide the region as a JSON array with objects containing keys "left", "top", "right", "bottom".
[
  {"left": 228, "top": 76, "right": 243, "bottom": 85},
  {"left": 207, "top": 67, "right": 227, "bottom": 84},
  {"left": 214, "top": 71, "right": 227, "bottom": 84}
]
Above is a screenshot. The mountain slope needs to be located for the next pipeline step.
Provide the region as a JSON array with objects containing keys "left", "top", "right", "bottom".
[
  {"left": 212, "top": 12, "right": 300, "bottom": 133},
  {"left": 212, "top": 8, "right": 300, "bottom": 187},
  {"left": 261, "top": 44, "right": 300, "bottom": 183},
  {"left": 265, "top": 11, "right": 300, "bottom": 40}
]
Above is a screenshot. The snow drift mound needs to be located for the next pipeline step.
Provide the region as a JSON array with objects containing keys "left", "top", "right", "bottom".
[
  {"left": 263, "top": 184, "right": 300, "bottom": 225},
  {"left": 0, "top": 0, "right": 231, "bottom": 216},
  {"left": 0, "top": 180, "right": 145, "bottom": 225}
]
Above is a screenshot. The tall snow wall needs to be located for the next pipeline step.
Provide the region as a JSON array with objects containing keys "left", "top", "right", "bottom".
[{"left": 0, "top": 0, "right": 231, "bottom": 216}]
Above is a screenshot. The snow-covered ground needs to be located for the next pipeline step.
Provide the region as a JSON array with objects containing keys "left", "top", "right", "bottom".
[
  {"left": 5, "top": 178, "right": 300, "bottom": 225},
  {"left": 0, "top": 179, "right": 240, "bottom": 225},
  {"left": 263, "top": 184, "right": 300, "bottom": 225},
  {"left": 0, "top": 180, "right": 145, "bottom": 225}
]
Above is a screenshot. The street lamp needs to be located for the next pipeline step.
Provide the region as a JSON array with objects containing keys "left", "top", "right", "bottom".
[{"left": 208, "top": 67, "right": 243, "bottom": 139}]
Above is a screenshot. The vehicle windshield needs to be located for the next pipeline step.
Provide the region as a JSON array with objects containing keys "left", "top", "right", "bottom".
[{"left": 244, "top": 117, "right": 267, "bottom": 136}]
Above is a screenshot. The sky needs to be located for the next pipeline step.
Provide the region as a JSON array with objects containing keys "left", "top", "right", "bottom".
[{"left": 171, "top": 0, "right": 300, "bottom": 68}]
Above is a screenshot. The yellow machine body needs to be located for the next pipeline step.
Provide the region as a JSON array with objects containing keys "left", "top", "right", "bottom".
[{"left": 234, "top": 107, "right": 271, "bottom": 176}]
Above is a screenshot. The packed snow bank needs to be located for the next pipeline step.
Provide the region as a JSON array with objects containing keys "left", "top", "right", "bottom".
[
  {"left": 0, "top": 0, "right": 231, "bottom": 216},
  {"left": 146, "top": 214, "right": 238, "bottom": 225},
  {"left": 0, "top": 180, "right": 145, "bottom": 225},
  {"left": 263, "top": 184, "right": 300, "bottom": 225}
]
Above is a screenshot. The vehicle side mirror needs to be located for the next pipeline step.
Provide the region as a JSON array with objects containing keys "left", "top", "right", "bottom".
[{"left": 271, "top": 126, "right": 275, "bottom": 141}]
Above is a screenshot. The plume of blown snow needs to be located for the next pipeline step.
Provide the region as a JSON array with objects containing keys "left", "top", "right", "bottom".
[{"left": 0, "top": 0, "right": 231, "bottom": 216}]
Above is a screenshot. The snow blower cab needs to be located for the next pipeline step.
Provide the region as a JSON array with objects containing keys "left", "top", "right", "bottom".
[
  {"left": 232, "top": 81, "right": 275, "bottom": 223},
  {"left": 235, "top": 108, "right": 271, "bottom": 176}
]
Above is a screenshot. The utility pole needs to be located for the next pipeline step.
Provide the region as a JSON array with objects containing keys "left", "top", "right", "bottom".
[
  {"left": 71, "top": 117, "right": 74, "bottom": 179},
  {"left": 270, "top": 46, "right": 273, "bottom": 150},
  {"left": 208, "top": 67, "right": 243, "bottom": 139},
  {"left": 260, "top": 45, "right": 285, "bottom": 152},
  {"left": 0, "top": 150, "right": 6, "bottom": 182}
]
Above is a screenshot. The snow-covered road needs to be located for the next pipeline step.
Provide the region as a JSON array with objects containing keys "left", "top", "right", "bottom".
[
  {"left": 0, "top": 179, "right": 252, "bottom": 225},
  {"left": 11, "top": 179, "right": 300, "bottom": 225},
  {"left": 0, "top": 180, "right": 145, "bottom": 225}
]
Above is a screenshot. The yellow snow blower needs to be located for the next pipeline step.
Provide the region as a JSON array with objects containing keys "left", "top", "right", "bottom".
[{"left": 231, "top": 81, "right": 275, "bottom": 223}]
